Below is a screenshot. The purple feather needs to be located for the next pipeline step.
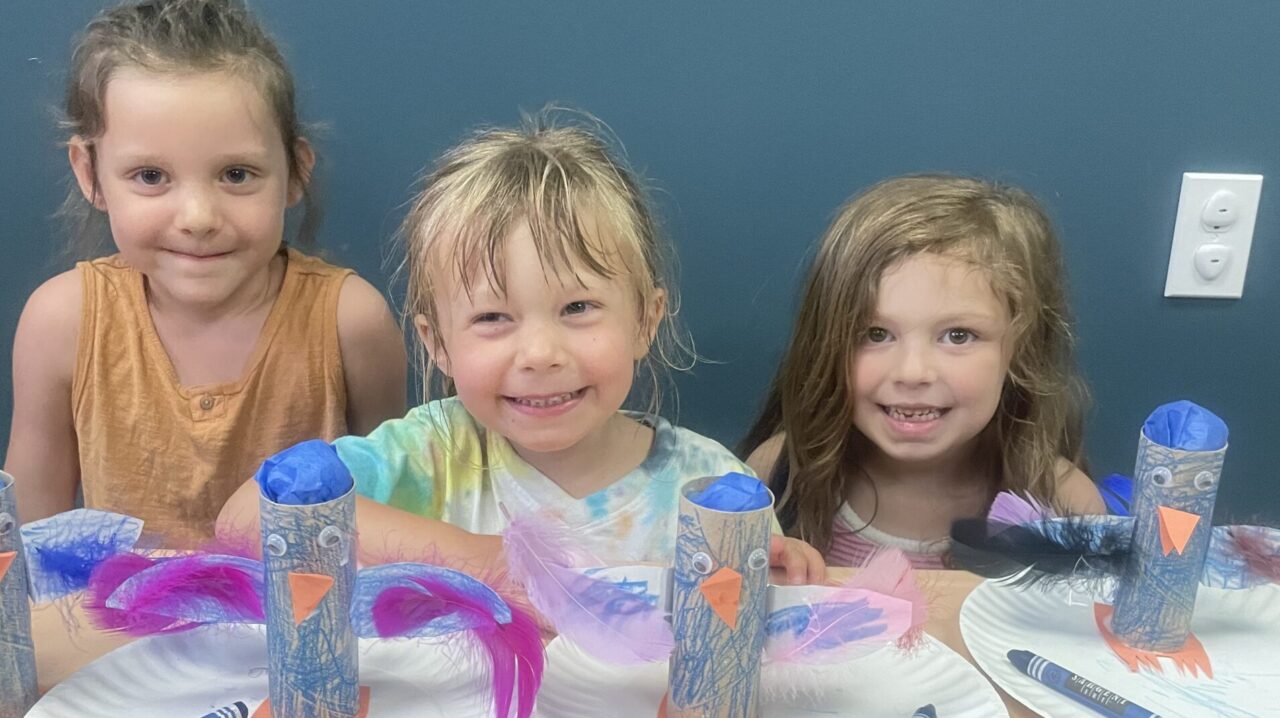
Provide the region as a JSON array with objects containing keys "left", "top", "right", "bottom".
[
  {"left": 85, "top": 553, "right": 179, "bottom": 635},
  {"left": 763, "top": 590, "right": 913, "bottom": 664},
  {"left": 502, "top": 511, "right": 674, "bottom": 665},
  {"left": 988, "top": 491, "right": 1054, "bottom": 528},
  {"left": 368, "top": 573, "right": 543, "bottom": 718},
  {"left": 90, "top": 554, "right": 265, "bottom": 635}
]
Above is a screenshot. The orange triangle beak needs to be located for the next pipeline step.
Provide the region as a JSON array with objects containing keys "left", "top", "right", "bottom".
[
  {"left": 700, "top": 567, "right": 743, "bottom": 630},
  {"left": 0, "top": 551, "right": 15, "bottom": 582},
  {"left": 1158, "top": 505, "right": 1201, "bottom": 556},
  {"left": 288, "top": 572, "right": 334, "bottom": 625}
]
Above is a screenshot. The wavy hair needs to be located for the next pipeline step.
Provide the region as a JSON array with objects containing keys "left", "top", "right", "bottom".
[{"left": 741, "top": 174, "right": 1089, "bottom": 551}]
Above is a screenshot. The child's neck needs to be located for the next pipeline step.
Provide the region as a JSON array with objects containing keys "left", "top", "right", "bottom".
[
  {"left": 512, "top": 413, "right": 654, "bottom": 500},
  {"left": 145, "top": 253, "right": 286, "bottom": 387},
  {"left": 845, "top": 448, "right": 993, "bottom": 542}
]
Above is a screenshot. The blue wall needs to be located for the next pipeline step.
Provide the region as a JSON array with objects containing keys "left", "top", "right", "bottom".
[{"left": 2, "top": 2, "right": 1277, "bottom": 521}]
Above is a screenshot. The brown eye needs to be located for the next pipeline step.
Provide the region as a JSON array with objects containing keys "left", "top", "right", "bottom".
[{"left": 946, "top": 329, "right": 975, "bottom": 344}]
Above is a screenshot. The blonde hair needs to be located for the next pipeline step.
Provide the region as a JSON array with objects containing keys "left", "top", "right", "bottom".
[
  {"left": 60, "top": 0, "right": 318, "bottom": 259},
  {"left": 741, "top": 174, "right": 1088, "bottom": 551},
  {"left": 399, "top": 113, "right": 691, "bottom": 416}
]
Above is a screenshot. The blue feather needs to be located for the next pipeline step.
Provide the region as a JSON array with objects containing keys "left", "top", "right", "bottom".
[
  {"left": 21, "top": 509, "right": 143, "bottom": 602},
  {"left": 1098, "top": 473, "right": 1133, "bottom": 516}
]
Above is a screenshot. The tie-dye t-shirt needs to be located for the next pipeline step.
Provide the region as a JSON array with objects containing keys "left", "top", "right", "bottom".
[{"left": 332, "top": 397, "right": 752, "bottom": 564}]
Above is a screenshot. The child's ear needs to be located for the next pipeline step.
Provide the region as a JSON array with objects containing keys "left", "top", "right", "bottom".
[
  {"left": 414, "top": 313, "right": 450, "bottom": 376},
  {"left": 287, "top": 137, "right": 316, "bottom": 207},
  {"left": 68, "top": 137, "right": 106, "bottom": 211},
  {"left": 634, "top": 288, "right": 667, "bottom": 359}
]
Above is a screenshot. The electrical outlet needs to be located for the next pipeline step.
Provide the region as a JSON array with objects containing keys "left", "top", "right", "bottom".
[{"left": 1165, "top": 172, "right": 1263, "bottom": 298}]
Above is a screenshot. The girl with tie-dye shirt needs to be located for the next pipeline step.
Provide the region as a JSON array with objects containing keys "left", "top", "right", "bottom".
[{"left": 220, "top": 117, "right": 823, "bottom": 582}]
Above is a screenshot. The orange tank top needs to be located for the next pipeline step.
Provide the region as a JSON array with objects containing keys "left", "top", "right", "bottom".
[{"left": 72, "top": 248, "right": 352, "bottom": 545}]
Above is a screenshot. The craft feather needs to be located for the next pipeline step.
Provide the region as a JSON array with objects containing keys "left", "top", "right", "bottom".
[
  {"left": 1098, "top": 474, "right": 1134, "bottom": 516},
  {"left": 20, "top": 509, "right": 144, "bottom": 603},
  {"left": 950, "top": 515, "right": 1134, "bottom": 590},
  {"left": 987, "top": 491, "right": 1054, "bottom": 528},
  {"left": 1215, "top": 525, "right": 1280, "bottom": 587},
  {"left": 88, "top": 554, "right": 265, "bottom": 635},
  {"left": 354, "top": 563, "right": 543, "bottom": 718},
  {"left": 840, "top": 548, "right": 928, "bottom": 650},
  {"left": 502, "top": 512, "right": 674, "bottom": 665},
  {"left": 84, "top": 553, "right": 177, "bottom": 635}
]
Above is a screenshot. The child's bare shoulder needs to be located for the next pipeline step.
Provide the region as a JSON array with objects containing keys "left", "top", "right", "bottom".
[
  {"left": 15, "top": 270, "right": 83, "bottom": 376},
  {"left": 1053, "top": 456, "right": 1106, "bottom": 515},
  {"left": 745, "top": 433, "right": 786, "bottom": 481}
]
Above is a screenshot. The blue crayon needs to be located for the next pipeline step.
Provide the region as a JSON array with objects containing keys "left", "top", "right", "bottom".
[
  {"left": 911, "top": 704, "right": 936, "bottom": 718},
  {"left": 199, "top": 701, "right": 248, "bottom": 718},
  {"left": 1007, "top": 650, "right": 1162, "bottom": 718}
]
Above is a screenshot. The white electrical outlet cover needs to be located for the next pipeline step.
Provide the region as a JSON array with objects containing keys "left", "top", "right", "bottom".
[{"left": 1165, "top": 172, "right": 1263, "bottom": 299}]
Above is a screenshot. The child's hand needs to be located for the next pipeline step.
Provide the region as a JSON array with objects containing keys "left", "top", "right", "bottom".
[{"left": 769, "top": 535, "right": 826, "bottom": 585}]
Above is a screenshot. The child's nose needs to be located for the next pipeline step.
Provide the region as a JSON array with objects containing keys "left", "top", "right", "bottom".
[
  {"left": 174, "top": 185, "right": 219, "bottom": 237},
  {"left": 893, "top": 342, "right": 937, "bottom": 385},
  {"left": 517, "top": 322, "right": 567, "bottom": 370}
]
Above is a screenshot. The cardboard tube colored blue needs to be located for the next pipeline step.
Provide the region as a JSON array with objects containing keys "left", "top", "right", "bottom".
[
  {"left": 667, "top": 475, "right": 773, "bottom": 718},
  {"left": 0, "top": 472, "right": 38, "bottom": 718},
  {"left": 1111, "top": 431, "right": 1225, "bottom": 651},
  {"left": 260, "top": 487, "right": 359, "bottom": 717}
]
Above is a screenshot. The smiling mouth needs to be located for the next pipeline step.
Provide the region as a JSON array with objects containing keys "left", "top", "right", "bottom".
[
  {"left": 166, "top": 249, "right": 231, "bottom": 260},
  {"left": 506, "top": 389, "right": 585, "bottom": 408},
  {"left": 881, "top": 405, "right": 948, "bottom": 422}
]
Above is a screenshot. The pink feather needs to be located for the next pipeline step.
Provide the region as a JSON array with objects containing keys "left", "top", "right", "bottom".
[
  {"left": 1230, "top": 526, "right": 1280, "bottom": 583},
  {"left": 368, "top": 574, "right": 543, "bottom": 718},
  {"left": 88, "top": 554, "right": 265, "bottom": 636},
  {"left": 502, "top": 512, "right": 674, "bottom": 665},
  {"left": 841, "top": 548, "right": 928, "bottom": 650}
]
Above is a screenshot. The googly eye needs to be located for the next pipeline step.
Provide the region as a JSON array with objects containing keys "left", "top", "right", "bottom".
[
  {"left": 0, "top": 512, "right": 13, "bottom": 536},
  {"left": 747, "top": 548, "right": 768, "bottom": 571},
  {"left": 265, "top": 533, "right": 288, "bottom": 557},
  {"left": 317, "top": 525, "right": 343, "bottom": 549},
  {"left": 1194, "top": 471, "right": 1217, "bottom": 491},
  {"left": 691, "top": 551, "right": 714, "bottom": 575},
  {"left": 1149, "top": 467, "right": 1173, "bottom": 487}
]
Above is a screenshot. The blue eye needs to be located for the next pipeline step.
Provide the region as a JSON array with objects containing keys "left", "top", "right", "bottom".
[
  {"left": 224, "top": 167, "right": 251, "bottom": 184},
  {"left": 945, "top": 329, "right": 975, "bottom": 344},
  {"left": 136, "top": 168, "right": 165, "bottom": 185},
  {"left": 564, "top": 301, "right": 593, "bottom": 316}
]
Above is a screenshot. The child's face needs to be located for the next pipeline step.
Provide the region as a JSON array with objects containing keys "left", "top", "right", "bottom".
[
  {"left": 69, "top": 68, "right": 308, "bottom": 309},
  {"left": 850, "top": 253, "right": 1011, "bottom": 471},
  {"left": 421, "top": 221, "right": 663, "bottom": 462}
]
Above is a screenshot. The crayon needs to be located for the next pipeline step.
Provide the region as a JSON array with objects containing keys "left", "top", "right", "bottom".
[
  {"left": 199, "top": 701, "right": 248, "bottom": 718},
  {"left": 911, "top": 704, "right": 937, "bottom": 718},
  {"left": 1007, "top": 650, "right": 1162, "bottom": 718}
]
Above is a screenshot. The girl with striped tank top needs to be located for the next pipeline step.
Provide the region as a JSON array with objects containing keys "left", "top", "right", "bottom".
[
  {"left": 5, "top": 0, "right": 406, "bottom": 544},
  {"left": 741, "top": 175, "right": 1105, "bottom": 569}
]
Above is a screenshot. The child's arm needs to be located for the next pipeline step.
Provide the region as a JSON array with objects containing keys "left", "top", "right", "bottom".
[
  {"left": 336, "top": 275, "right": 408, "bottom": 435},
  {"left": 5, "top": 271, "right": 82, "bottom": 521},
  {"left": 215, "top": 477, "right": 503, "bottom": 571},
  {"left": 1053, "top": 457, "right": 1107, "bottom": 515}
]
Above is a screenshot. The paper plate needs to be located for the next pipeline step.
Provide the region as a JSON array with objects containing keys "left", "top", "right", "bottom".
[
  {"left": 29, "top": 624, "right": 501, "bottom": 718},
  {"left": 961, "top": 580, "right": 1280, "bottom": 718},
  {"left": 537, "top": 633, "right": 1007, "bottom": 717}
]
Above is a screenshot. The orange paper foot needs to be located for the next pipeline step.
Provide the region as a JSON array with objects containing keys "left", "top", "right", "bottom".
[
  {"left": 250, "top": 685, "right": 371, "bottom": 718},
  {"left": 1094, "top": 604, "right": 1213, "bottom": 678}
]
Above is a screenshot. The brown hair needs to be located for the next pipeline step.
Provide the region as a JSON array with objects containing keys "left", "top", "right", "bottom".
[
  {"left": 398, "top": 111, "right": 693, "bottom": 416},
  {"left": 741, "top": 174, "right": 1089, "bottom": 551},
  {"left": 60, "top": 0, "right": 318, "bottom": 258}
]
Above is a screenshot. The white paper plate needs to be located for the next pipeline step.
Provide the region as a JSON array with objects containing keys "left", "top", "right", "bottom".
[
  {"left": 536, "top": 632, "right": 1007, "bottom": 717},
  {"left": 30, "top": 624, "right": 503, "bottom": 717},
  {"left": 961, "top": 580, "right": 1280, "bottom": 718}
]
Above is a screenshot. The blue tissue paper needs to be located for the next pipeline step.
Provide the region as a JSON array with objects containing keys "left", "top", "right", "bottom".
[
  {"left": 1142, "top": 400, "right": 1228, "bottom": 452},
  {"left": 689, "top": 471, "right": 772, "bottom": 512},
  {"left": 255, "top": 439, "right": 354, "bottom": 505}
]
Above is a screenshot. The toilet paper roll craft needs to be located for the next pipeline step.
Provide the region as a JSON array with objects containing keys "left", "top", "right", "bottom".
[
  {"left": 257, "top": 439, "right": 361, "bottom": 718},
  {"left": 0, "top": 472, "right": 37, "bottom": 718},
  {"left": 349, "top": 562, "right": 544, "bottom": 718},
  {"left": 504, "top": 472, "right": 926, "bottom": 715},
  {"left": 951, "top": 400, "right": 1280, "bottom": 678}
]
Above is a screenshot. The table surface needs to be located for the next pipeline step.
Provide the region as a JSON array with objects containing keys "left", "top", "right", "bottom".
[{"left": 31, "top": 568, "right": 1038, "bottom": 717}]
